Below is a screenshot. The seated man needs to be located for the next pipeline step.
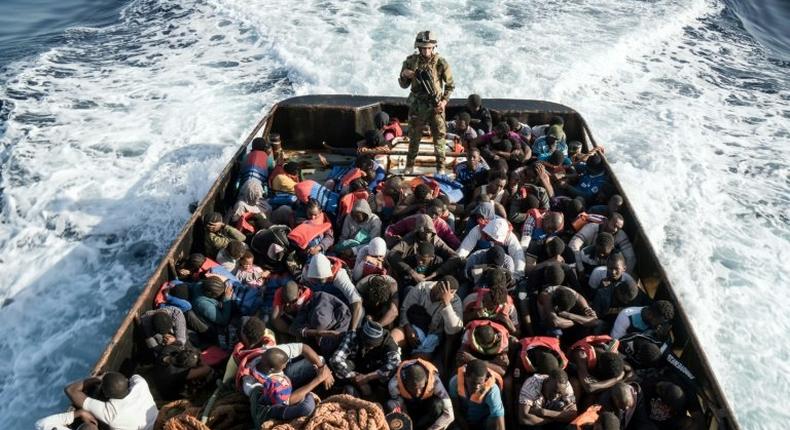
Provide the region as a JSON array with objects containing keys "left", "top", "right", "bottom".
[
  {"left": 532, "top": 125, "right": 567, "bottom": 160},
  {"left": 462, "top": 282, "right": 518, "bottom": 334},
  {"left": 357, "top": 129, "right": 389, "bottom": 154},
  {"left": 530, "top": 116, "right": 565, "bottom": 144},
  {"left": 577, "top": 233, "right": 618, "bottom": 279},
  {"left": 271, "top": 161, "right": 300, "bottom": 194},
  {"left": 386, "top": 200, "right": 461, "bottom": 249},
  {"left": 535, "top": 285, "right": 598, "bottom": 336},
  {"left": 590, "top": 254, "right": 651, "bottom": 329},
  {"left": 270, "top": 281, "right": 312, "bottom": 336},
  {"left": 473, "top": 122, "right": 522, "bottom": 169},
  {"left": 449, "top": 359, "right": 505, "bottom": 430},
  {"left": 188, "top": 277, "right": 233, "bottom": 335},
  {"left": 457, "top": 217, "right": 526, "bottom": 274},
  {"left": 336, "top": 199, "right": 381, "bottom": 256},
  {"left": 152, "top": 344, "right": 212, "bottom": 400},
  {"left": 506, "top": 116, "right": 532, "bottom": 146},
  {"left": 456, "top": 320, "right": 510, "bottom": 376},
  {"left": 352, "top": 237, "right": 388, "bottom": 281},
  {"left": 394, "top": 183, "right": 434, "bottom": 219},
  {"left": 454, "top": 148, "right": 489, "bottom": 197},
  {"left": 387, "top": 358, "right": 454, "bottom": 430},
  {"left": 596, "top": 382, "right": 641, "bottom": 430},
  {"left": 329, "top": 319, "right": 401, "bottom": 397},
  {"left": 464, "top": 94, "right": 493, "bottom": 134},
  {"left": 138, "top": 306, "right": 187, "bottom": 354},
  {"left": 465, "top": 245, "right": 515, "bottom": 281},
  {"left": 290, "top": 198, "right": 334, "bottom": 255},
  {"left": 447, "top": 112, "right": 479, "bottom": 146},
  {"left": 387, "top": 215, "right": 457, "bottom": 284},
  {"left": 397, "top": 275, "right": 464, "bottom": 357},
  {"left": 570, "top": 212, "right": 635, "bottom": 273},
  {"left": 289, "top": 291, "right": 352, "bottom": 356},
  {"left": 558, "top": 153, "right": 609, "bottom": 204},
  {"left": 64, "top": 372, "right": 158, "bottom": 430},
  {"left": 569, "top": 336, "right": 627, "bottom": 396},
  {"left": 516, "top": 337, "right": 568, "bottom": 377},
  {"left": 356, "top": 274, "right": 400, "bottom": 327},
  {"left": 631, "top": 380, "right": 694, "bottom": 429},
  {"left": 241, "top": 347, "right": 333, "bottom": 428},
  {"left": 216, "top": 239, "right": 247, "bottom": 272},
  {"left": 203, "top": 211, "right": 246, "bottom": 258},
  {"left": 610, "top": 300, "right": 675, "bottom": 340},
  {"left": 402, "top": 242, "right": 444, "bottom": 286},
  {"left": 521, "top": 211, "right": 564, "bottom": 256},
  {"left": 303, "top": 253, "right": 363, "bottom": 329},
  {"left": 517, "top": 369, "right": 577, "bottom": 427}
]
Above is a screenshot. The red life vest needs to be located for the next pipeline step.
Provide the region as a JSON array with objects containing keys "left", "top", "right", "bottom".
[
  {"left": 383, "top": 119, "right": 403, "bottom": 139},
  {"left": 465, "top": 288, "right": 515, "bottom": 318},
  {"left": 339, "top": 168, "right": 365, "bottom": 189},
  {"left": 572, "top": 212, "right": 607, "bottom": 232},
  {"left": 338, "top": 190, "right": 370, "bottom": 218},
  {"left": 408, "top": 176, "right": 441, "bottom": 198},
  {"left": 456, "top": 365, "right": 503, "bottom": 404},
  {"left": 519, "top": 337, "right": 568, "bottom": 373},
  {"left": 463, "top": 320, "right": 510, "bottom": 355},
  {"left": 235, "top": 348, "right": 292, "bottom": 404},
  {"left": 287, "top": 214, "right": 332, "bottom": 250},
  {"left": 570, "top": 335, "right": 620, "bottom": 370},
  {"left": 231, "top": 337, "right": 276, "bottom": 366},
  {"left": 235, "top": 212, "right": 258, "bottom": 235},
  {"left": 153, "top": 280, "right": 183, "bottom": 308},
  {"left": 396, "top": 359, "right": 438, "bottom": 400}
]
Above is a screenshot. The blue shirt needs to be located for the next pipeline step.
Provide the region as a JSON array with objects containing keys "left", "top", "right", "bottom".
[
  {"left": 449, "top": 375, "right": 505, "bottom": 423},
  {"left": 532, "top": 136, "right": 568, "bottom": 159},
  {"left": 576, "top": 172, "right": 608, "bottom": 200}
]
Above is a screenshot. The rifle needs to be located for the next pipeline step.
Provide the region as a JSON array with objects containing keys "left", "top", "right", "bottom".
[{"left": 415, "top": 68, "right": 439, "bottom": 105}]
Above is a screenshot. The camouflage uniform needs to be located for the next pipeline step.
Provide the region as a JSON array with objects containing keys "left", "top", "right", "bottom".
[{"left": 398, "top": 51, "right": 455, "bottom": 170}]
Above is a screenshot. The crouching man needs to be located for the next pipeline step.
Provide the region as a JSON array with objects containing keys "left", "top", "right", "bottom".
[{"left": 387, "top": 358, "right": 454, "bottom": 430}]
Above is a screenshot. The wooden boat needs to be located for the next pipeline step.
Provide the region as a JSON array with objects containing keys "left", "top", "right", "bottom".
[{"left": 87, "top": 95, "right": 739, "bottom": 429}]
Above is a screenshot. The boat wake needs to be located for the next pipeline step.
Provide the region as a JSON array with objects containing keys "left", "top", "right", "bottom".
[{"left": 0, "top": 0, "right": 787, "bottom": 428}]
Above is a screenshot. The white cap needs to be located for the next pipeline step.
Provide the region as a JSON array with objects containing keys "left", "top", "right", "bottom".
[
  {"left": 368, "top": 237, "right": 387, "bottom": 257},
  {"left": 308, "top": 253, "right": 332, "bottom": 278},
  {"left": 482, "top": 217, "right": 509, "bottom": 244}
]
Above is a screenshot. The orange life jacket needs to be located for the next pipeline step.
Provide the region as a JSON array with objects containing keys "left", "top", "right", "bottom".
[
  {"left": 287, "top": 214, "right": 332, "bottom": 250},
  {"left": 396, "top": 359, "right": 438, "bottom": 400},
  {"left": 570, "top": 404, "right": 602, "bottom": 429},
  {"left": 570, "top": 335, "right": 620, "bottom": 370},
  {"left": 463, "top": 320, "right": 510, "bottom": 355},
  {"left": 519, "top": 337, "right": 568, "bottom": 373},
  {"left": 235, "top": 212, "right": 258, "bottom": 235},
  {"left": 465, "top": 288, "right": 515, "bottom": 319},
  {"left": 571, "top": 212, "right": 607, "bottom": 232},
  {"left": 408, "top": 176, "right": 441, "bottom": 198},
  {"left": 456, "top": 365, "right": 503, "bottom": 404}
]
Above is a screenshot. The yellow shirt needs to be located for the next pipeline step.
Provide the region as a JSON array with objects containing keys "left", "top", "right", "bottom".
[{"left": 272, "top": 174, "right": 297, "bottom": 193}]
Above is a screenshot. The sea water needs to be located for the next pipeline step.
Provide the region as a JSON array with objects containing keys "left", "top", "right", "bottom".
[{"left": 0, "top": 0, "right": 787, "bottom": 428}]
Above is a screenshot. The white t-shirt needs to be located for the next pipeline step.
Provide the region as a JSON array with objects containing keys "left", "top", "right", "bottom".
[{"left": 82, "top": 375, "right": 157, "bottom": 430}]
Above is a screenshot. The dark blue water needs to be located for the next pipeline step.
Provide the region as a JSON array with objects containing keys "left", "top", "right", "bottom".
[{"left": 0, "top": 0, "right": 129, "bottom": 66}]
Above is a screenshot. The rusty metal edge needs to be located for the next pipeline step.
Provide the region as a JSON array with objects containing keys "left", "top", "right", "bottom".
[
  {"left": 89, "top": 106, "right": 276, "bottom": 374},
  {"left": 580, "top": 117, "right": 740, "bottom": 430}
]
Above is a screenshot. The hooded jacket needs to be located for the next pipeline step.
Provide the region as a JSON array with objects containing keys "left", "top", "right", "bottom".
[
  {"left": 386, "top": 215, "right": 456, "bottom": 277},
  {"left": 340, "top": 199, "right": 381, "bottom": 243},
  {"left": 457, "top": 217, "right": 525, "bottom": 273}
]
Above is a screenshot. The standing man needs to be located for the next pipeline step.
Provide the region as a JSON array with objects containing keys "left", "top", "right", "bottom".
[{"left": 399, "top": 31, "right": 455, "bottom": 175}]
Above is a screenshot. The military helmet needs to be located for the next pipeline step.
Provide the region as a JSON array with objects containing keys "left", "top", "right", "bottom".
[{"left": 414, "top": 31, "right": 437, "bottom": 48}]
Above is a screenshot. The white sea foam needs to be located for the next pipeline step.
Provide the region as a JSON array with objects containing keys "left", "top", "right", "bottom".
[{"left": 0, "top": 0, "right": 787, "bottom": 428}]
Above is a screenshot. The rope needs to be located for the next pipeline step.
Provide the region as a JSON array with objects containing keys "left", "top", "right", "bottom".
[
  {"left": 155, "top": 392, "right": 252, "bottom": 430},
  {"left": 262, "top": 394, "right": 388, "bottom": 430}
]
